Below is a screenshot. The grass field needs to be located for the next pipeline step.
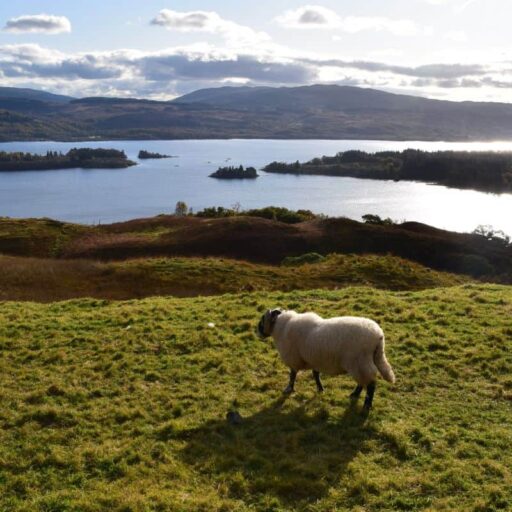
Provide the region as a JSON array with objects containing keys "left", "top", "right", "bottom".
[
  {"left": 0, "top": 253, "right": 468, "bottom": 301},
  {"left": 1, "top": 283, "right": 511, "bottom": 511}
]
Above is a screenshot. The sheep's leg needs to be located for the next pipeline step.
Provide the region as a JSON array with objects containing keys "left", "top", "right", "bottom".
[
  {"left": 283, "top": 369, "right": 297, "bottom": 394},
  {"left": 363, "top": 382, "right": 376, "bottom": 410},
  {"left": 350, "top": 385, "right": 363, "bottom": 400},
  {"left": 312, "top": 370, "right": 324, "bottom": 392}
]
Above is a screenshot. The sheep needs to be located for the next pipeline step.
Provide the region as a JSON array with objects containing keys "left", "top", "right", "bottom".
[{"left": 257, "top": 309, "right": 395, "bottom": 410}]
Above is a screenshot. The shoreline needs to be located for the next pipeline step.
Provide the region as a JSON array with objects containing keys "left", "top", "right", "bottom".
[{"left": 3, "top": 136, "right": 512, "bottom": 144}]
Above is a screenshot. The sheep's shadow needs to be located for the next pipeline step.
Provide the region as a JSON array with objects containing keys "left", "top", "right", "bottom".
[{"left": 175, "top": 396, "right": 384, "bottom": 506}]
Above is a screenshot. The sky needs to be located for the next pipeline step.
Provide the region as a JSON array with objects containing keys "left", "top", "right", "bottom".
[{"left": 0, "top": 0, "right": 510, "bottom": 102}]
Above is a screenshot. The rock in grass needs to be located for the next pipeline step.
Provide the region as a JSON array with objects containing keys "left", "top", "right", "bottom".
[{"left": 226, "top": 411, "right": 243, "bottom": 425}]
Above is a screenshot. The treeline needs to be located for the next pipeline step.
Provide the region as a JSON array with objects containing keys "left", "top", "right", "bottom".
[
  {"left": 0, "top": 148, "right": 135, "bottom": 171},
  {"left": 138, "top": 150, "right": 172, "bottom": 159},
  {"left": 196, "top": 205, "right": 317, "bottom": 224},
  {"left": 209, "top": 165, "right": 258, "bottom": 179},
  {"left": 399, "top": 150, "right": 512, "bottom": 191},
  {"left": 264, "top": 150, "right": 512, "bottom": 193}
]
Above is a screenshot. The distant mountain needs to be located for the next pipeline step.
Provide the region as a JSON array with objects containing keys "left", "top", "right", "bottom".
[
  {"left": 173, "top": 86, "right": 272, "bottom": 109},
  {"left": 173, "top": 84, "right": 506, "bottom": 115},
  {"left": 173, "top": 84, "right": 422, "bottom": 111},
  {"left": 0, "top": 87, "right": 74, "bottom": 103},
  {"left": 3, "top": 84, "right": 512, "bottom": 141}
]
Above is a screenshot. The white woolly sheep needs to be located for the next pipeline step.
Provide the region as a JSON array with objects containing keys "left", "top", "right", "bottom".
[{"left": 257, "top": 309, "right": 395, "bottom": 410}]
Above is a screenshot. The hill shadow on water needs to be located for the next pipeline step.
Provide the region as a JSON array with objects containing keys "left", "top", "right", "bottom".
[{"left": 174, "top": 396, "right": 400, "bottom": 507}]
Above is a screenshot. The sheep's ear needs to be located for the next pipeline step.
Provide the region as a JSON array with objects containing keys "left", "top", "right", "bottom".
[{"left": 271, "top": 309, "right": 282, "bottom": 318}]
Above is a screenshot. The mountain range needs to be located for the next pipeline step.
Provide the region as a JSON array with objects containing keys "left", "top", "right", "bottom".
[{"left": 2, "top": 84, "right": 512, "bottom": 141}]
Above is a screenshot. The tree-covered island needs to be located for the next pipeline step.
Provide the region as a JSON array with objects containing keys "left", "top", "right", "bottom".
[
  {"left": 138, "top": 150, "right": 173, "bottom": 159},
  {"left": 209, "top": 165, "right": 259, "bottom": 179},
  {"left": 263, "top": 150, "right": 512, "bottom": 193},
  {"left": 0, "top": 148, "right": 136, "bottom": 171}
]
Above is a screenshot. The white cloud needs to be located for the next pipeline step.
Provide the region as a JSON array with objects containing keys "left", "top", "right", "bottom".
[
  {"left": 3, "top": 14, "right": 71, "bottom": 34},
  {"left": 340, "top": 17, "right": 418, "bottom": 36},
  {"left": 0, "top": 43, "right": 315, "bottom": 98},
  {"left": 276, "top": 5, "right": 419, "bottom": 36},
  {"left": 368, "top": 48, "right": 404, "bottom": 59},
  {"left": 276, "top": 5, "right": 340, "bottom": 27},
  {"left": 0, "top": 44, "right": 121, "bottom": 79},
  {"left": 445, "top": 30, "right": 467, "bottom": 42},
  {"left": 150, "top": 9, "right": 270, "bottom": 47},
  {"left": 1, "top": 42, "right": 512, "bottom": 102},
  {"left": 421, "top": 0, "right": 478, "bottom": 12}
]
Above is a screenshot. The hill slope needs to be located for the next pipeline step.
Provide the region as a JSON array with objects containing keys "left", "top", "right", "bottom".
[
  {"left": 0, "top": 86, "right": 73, "bottom": 103},
  {"left": 4, "top": 84, "right": 512, "bottom": 140},
  {"left": 0, "top": 253, "right": 469, "bottom": 302},
  {"left": 2, "top": 215, "right": 509, "bottom": 280},
  {"left": 1, "top": 284, "right": 511, "bottom": 511},
  {"left": 174, "top": 84, "right": 457, "bottom": 112}
]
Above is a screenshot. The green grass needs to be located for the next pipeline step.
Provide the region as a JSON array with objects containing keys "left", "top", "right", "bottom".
[
  {"left": 0, "top": 218, "right": 87, "bottom": 257},
  {"left": 1, "top": 283, "right": 511, "bottom": 511},
  {"left": 0, "top": 253, "right": 468, "bottom": 301}
]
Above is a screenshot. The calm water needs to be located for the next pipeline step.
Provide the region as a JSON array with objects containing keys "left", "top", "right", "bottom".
[{"left": 1, "top": 139, "right": 512, "bottom": 235}]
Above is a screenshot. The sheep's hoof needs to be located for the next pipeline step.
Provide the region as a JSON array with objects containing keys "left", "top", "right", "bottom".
[
  {"left": 316, "top": 385, "right": 324, "bottom": 393},
  {"left": 361, "top": 404, "right": 372, "bottom": 416},
  {"left": 283, "top": 385, "right": 294, "bottom": 395}
]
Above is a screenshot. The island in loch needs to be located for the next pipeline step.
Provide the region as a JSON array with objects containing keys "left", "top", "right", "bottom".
[
  {"left": 263, "top": 149, "right": 512, "bottom": 193},
  {"left": 138, "top": 150, "right": 174, "bottom": 159},
  {"left": 0, "top": 148, "right": 136, "bottom": 171},
  {"left": 209, "top": 165, "right": 259, "bottom": 179}
]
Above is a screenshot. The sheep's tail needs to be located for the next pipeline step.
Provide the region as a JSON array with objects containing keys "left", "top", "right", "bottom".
[{"left": 374, "top": 335, "right": 396, "bottom": 383}]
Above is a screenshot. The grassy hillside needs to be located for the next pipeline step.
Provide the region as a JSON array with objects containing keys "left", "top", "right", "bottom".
[
  {"left": 0, "top": 253, "right": 468, "bottom": 302},
  {"left": 1, "top": 284, "right": 511, "bottom": 511},
  {"left": 1, "top": 216, "right": 511, "bottom": 280}
]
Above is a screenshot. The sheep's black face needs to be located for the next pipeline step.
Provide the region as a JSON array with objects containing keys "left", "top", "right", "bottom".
[
  {"left": 257, "top": 309, "right": 282, "bottom": 339},
  {"left": 257, "top": 315, "right": 266, "bottom": 338}
]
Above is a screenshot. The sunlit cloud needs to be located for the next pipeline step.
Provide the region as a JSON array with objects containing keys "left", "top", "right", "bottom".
[
  {"left": 1, "top": 42, "right": 512, "bottom": 102},
  {"left": 421, "top": 0, "right": 479, "bottom": 12},
  {"left": 150, "top": 9, "right": 270, "bottom": 47},
  {"left": 276, "top": 5, "right": 419, "bottom": 36}
]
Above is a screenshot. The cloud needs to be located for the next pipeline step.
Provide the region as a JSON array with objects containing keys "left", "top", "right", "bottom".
[
  {"left": 340, "top": 17, "right": 418, "bottom": 36},
  {"left": 276, "top": 5, "right": 419, "bottom": 35},
  {"left": 444, "top": 30, "right": 467, "bottom": 42},
  {"left": 421, "top": 0, "right": 478, "bottom": 12},
  {"left": 151, "top": 10, "right": 214, "bottom": 30},
  {"left": 0, "top": 42, "right": 511, "bottom": 102},
  {"left": 276, "top": 5, "right": 339, "bottom": 27},
  {"left": 0, "top": 44, "right": 121, "bottom": 79},
  {"left": 297, "top": 57, "right": 487, "bottom": 79},
  {"left": 138, "top": 52, "right": 314, "bottom": 83},
  {"left": 411, "top": 76, "right": 512, "bottom": 90},
  {"left": 0, "top": 44, "right": 315, "bottom": 97},
  {"left": 3, "top": 14, "right": 71, "bottom": 34},
  {"left": 150, "top": 9, "right": 270, "bottom": 47}
]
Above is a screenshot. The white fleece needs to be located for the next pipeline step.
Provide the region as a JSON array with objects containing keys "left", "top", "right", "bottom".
[{"left": 271, "top": 311, "right": 395, "bottom": 386}]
